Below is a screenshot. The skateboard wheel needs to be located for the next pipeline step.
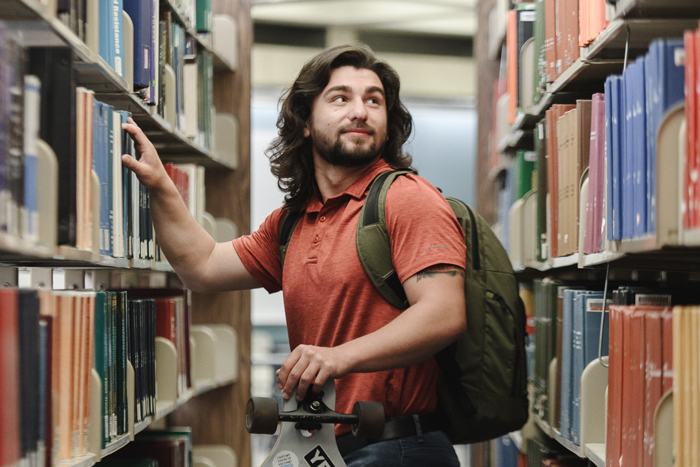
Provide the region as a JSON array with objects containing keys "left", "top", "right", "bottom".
[
  {"left": 246, "top": 397, "right": 279, "bottom": 434},
  {"left": 351, "top": 401, "right": 385, "bottom": 439}
]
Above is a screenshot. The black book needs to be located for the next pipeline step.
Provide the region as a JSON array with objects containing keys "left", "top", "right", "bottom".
[
  {"left": 18, "top": 290, "right": 40, "bottom": 466},
  {"left": 28, "top": 47, "right": 77, "bottom": 246}
]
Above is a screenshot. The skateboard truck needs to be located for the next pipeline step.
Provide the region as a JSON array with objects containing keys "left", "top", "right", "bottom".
[{"left": 246, "top": 380, "right": 385, "bottom": 467}]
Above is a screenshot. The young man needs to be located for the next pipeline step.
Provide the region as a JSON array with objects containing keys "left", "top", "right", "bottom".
[{"left": 122, "top": 43, "right": 466, "bottom": 466}]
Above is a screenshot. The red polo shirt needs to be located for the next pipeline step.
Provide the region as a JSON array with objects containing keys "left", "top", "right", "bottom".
[{"left": 233, "top": 159, "right": 466, "bottom": 434}]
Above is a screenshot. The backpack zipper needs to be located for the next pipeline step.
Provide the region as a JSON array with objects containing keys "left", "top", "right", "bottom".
[{"left": 466, "top": 206, "right": 480, "bottom": 270}]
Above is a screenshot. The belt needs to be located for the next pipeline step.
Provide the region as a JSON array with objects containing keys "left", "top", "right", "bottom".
[{"left": 336, "top": 413, "right": 441, "bottom": 457}]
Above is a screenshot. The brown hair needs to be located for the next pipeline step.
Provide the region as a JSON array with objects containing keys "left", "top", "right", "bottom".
[{"left": 267, "top": 42, "right": 413, "bottom": 213}]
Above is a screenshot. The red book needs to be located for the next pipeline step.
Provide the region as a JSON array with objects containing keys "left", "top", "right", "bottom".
[
  {"left": 545, "top": 0, "right": 557, "bottom": 82},
  {"left": 686, "top": 30, "right": 700, "bottom": 227},
  {"left": 156, "top": 299, "right": 177, "bottom": 345},
  {"left": 555, "top": 0, "right": 566, "bottom": 78},
  {"left": 662, "top": 309, "right": 674, "bottom": 393},
  {"left": 643, "top": 310, "right": 664, "bottom": 467},
  {"left": 607, "top": 305, "right": 624, "bottom": 467},
  {"left": 566, "top": 0, "right": 580, "bottom": 71},
  {"left": 0, "top": 289, "right": 20, "bottom": 467},
  {"left": 507, "top": 9, "right": 518, "bottom": 124},
  {"left": 684, "top": 30, "right": 696, "bottom": 228},
  {"left": 621, "top": 307, "right": 643, "bottom": 467}
]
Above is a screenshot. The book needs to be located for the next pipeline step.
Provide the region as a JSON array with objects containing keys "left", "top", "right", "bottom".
[
  {"left": 23, "top": 75, "right": 41, "bottom": 243},
  {"left": 123, "top": 0, "right": 152, "bottom": 90},
  {"left": 0, "top": 290, "right": 20, "bottom": 467}
]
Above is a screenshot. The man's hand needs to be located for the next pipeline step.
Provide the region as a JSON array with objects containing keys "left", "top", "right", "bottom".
[
  {"left": 121, "top": 117, "right": 170, "bottom": 190},
  {"left": 276, "top": 345, "right": 351, "bottom": 401}
]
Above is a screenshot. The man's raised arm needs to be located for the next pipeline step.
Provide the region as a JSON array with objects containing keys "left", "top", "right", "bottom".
[{"left": 121, "top": 118, "right": 260, "bottom": 292}]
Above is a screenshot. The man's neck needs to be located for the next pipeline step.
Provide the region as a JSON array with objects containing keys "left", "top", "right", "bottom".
[{"left": 313, "top": 155, "right": 380, "bottom": 203}]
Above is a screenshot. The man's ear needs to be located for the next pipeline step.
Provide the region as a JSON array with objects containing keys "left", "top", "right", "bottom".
[{"left": 303, "top": 125, "right": 310, "bottom": 138}]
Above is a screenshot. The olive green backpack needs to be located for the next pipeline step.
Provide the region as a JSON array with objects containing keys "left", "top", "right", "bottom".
[{"left": 279, "top": 170, "right": 529, "bottom": 444}]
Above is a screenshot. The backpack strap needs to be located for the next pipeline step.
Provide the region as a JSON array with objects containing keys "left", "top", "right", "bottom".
[
  {"left": 356, "top": 170, "right": 413, "bottom": 310},
  {"left": 279, "top": 210, "right": 302, "bottom": 267}
]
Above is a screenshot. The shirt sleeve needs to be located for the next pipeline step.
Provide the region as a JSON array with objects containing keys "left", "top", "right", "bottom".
[
  {"left": 232, "top": 208, "right": 285, "bottom": 293},
  {"left": 385, "top": 174, "right": 467, "bottom": 284}
]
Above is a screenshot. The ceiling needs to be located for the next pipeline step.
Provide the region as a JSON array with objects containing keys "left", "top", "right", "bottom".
[{"left": 250, "top": 0, "right": 478, "bottom": 37}]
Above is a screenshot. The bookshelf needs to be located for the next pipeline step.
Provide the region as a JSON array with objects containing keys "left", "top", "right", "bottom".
[
  {"left": 477, "top": 0, "right": 700, "bottom": 465},
  {"left": 0, "top": 0, "right": 251, "bottom": 466}
]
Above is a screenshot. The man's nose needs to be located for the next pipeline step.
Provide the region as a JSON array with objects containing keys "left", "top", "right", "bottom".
[{"left": 348, "top": 98, "right": 368, "bottom": 120}]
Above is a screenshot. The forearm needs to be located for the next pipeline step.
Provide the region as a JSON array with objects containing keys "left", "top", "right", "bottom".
[
  {"left": 148, "top": 179, "right": 218, "bottom": 290},
  {"left": 338, "top": 299, "right": 465, "bottom": 374}
]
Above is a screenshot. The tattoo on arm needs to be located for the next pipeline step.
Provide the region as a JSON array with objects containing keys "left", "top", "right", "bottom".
[{"left": 416, "top": 264, "right": 465, "bottom": 282}]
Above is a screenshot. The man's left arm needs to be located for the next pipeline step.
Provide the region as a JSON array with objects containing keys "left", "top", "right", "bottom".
[{"left": 276, "top": 263, "right": 466, "bottom": 400}]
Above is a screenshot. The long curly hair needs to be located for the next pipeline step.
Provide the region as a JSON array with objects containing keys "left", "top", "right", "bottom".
[{"left": 267, "top": 42, "right": 414, "bottom": 213}]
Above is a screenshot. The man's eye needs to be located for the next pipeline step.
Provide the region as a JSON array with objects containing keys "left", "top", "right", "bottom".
[{"left": 332, "top": 96, "right": 346, "bottom": 103}]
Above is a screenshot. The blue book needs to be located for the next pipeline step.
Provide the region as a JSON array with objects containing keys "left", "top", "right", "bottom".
[
  {"left": 605, "top": 75, "right": 623, "bottom": 240},
  {"left": 622, "top": 64, "right": 635, "bottom": 239},
  {"left": 98, "top": 0, "right": 113, "bottom": 71},
  {"left": 496, "top": 435, "right": 519, "bottom": 467},
  {"left": 117, "top": 110, "right": 133, "bottom": 258},
  {"left": 584, "top": 297, "right": 611, "bottom": 366},
  {"left": 632, "top": 57, "right": 647, "bottom": 237},
  {"left": 23, "top": 75, "right": 41, "bottom": 242},
  {"left": 122, "top": 0, "right": 152, "bottom": 90},
  {"left": 93, "top": 101, "right": 114, "bottom": 256},
  {"left": 645, "top": 42, "right": 659, "bottom": 234},
  {"left": 560, "top": 289, "right": 577, "bottom": 441},
  {"left": 648, "top": 38, "right": 685, "bottom": 232},
  {"left": 110, "top": 0, "right": 125, "bottom": 78},
  {"left": 571, "top": 290, "right": 598, "bottom": 444}
]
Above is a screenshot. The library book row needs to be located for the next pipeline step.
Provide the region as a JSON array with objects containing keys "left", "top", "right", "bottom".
[
  {"left": 0, "top": 30, "right": 243, "bottom": 269},
  {"left": 498, "top": 21, "right": 700, "bottom": 273},
  {"left": 480, "top": 279, "right": 699, "bottom": 467},
  {"left": 490, "top": 0, "right": 698, "bottom": 131},
  {"left": 95, "top": 431, "right": 239, "bottom": 467},
  {"left": 2, "top": 0, "right": 241, "bottom": 169},
  {"left": 0, "top": 279, "right": 239, "bottom": 467}
]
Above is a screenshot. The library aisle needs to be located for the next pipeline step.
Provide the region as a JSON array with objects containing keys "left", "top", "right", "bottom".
[{"left": 475, "top": 0, "right": 700, "bottom": 465}]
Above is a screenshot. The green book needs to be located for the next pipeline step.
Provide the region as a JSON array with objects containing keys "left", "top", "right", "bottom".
[
  {"left": 195, "top": 0, "right": 212, "bottom": 33},
  {"left": 93, "top": 291, "right": 108, "bottom": 448},
  {"left": 513, "top": 150, "right": 537, "bottom": 201},
  {"left": 533, "top": 0, "right": 547, "bottom": 105}
]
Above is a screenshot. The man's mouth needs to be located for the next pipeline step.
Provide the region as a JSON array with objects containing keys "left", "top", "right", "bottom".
[{"left": 341, "top": 127, "right": 373, "bottom": 136}]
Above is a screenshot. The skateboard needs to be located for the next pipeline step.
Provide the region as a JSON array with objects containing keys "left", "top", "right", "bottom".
[{"left": 246, "top": 380, "right": 385, "bottom": 467}]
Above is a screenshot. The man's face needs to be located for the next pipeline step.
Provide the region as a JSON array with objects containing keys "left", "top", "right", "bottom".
[{"left": 304, "top": 66, "right": 388, "bottom": 167}]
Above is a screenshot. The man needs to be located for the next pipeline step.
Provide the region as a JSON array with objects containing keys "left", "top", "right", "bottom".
[{"left": 122, "top": 43, "right": 466, "bottom": 466}]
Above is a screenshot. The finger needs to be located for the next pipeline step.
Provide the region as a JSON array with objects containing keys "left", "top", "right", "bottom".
[
  {"left": 295, "top": 363, "right": 321, "bottom": 401},
  {"left": 277, "top": 352, "right": 302, "bottom": 399},
  {"left": 311, "top": 367, "right": 332, "bottom": 395},
  {"left": 121, "top": 119, "right": 154, "bottom": 153},
  {"left": 281, "top": 356, "right": 309, "bottom": 401}
]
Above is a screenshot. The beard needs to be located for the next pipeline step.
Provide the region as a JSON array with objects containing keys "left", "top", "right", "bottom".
[{"left": 310, "top": 124, "right": 386, "bottom": 167}]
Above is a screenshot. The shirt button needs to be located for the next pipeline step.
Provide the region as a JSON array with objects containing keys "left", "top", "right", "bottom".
[
  {"left": 320, "top": 216, "right": 327, "bottom": 222},
  {"left": 313, "top": 235, "right": 320, "bottom": 243}
]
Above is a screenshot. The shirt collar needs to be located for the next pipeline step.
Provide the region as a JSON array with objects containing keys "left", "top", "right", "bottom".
[{"left": 304, "top": 159, "right": 393, "bottom": 213}]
